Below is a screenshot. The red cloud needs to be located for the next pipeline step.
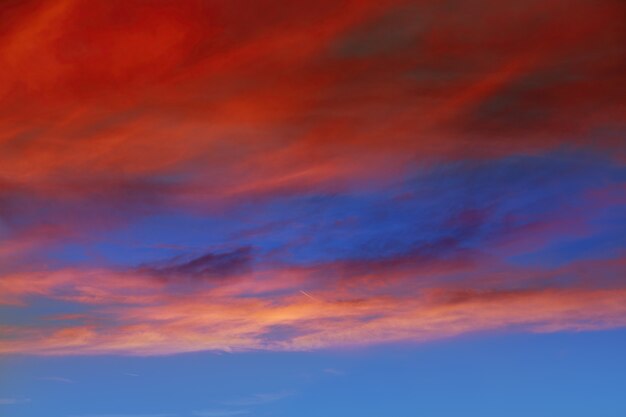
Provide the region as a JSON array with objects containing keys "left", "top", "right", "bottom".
[
  {"left": 0, "top": 0, "right": 624, "bottom": 356},
  {"left": 1, "top": 0, "right": 623, "bottom": 191}
]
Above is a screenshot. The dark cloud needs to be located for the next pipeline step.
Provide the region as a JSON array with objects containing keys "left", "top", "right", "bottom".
[
  {"left": 138, "top": 247, "right": 253, "bottom": 282},
  {"left": 331, "top": 6, "right": 426, "bottom": 59}
]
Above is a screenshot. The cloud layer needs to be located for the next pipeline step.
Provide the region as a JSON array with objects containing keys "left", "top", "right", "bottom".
[{"left": 0, "top": 0, "right": 625, "bottom": 355}]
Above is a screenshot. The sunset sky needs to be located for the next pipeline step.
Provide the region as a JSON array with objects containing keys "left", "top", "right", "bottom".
[{"left": 0, "top": 0, "right": 625, "bottom": 416}]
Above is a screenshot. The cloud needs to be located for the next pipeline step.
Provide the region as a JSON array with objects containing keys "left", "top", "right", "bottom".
[
  {"left": 192, "top": 410, "right": 249, "bottom": 417},
  {"left": 137, "top": 247, "right": 253, "bottom": 282},
  {"left": 0, "top": 252, "right": 625, "bottom": 355},
  {"left": 0, "top": 0, "right": 624, "bottom": 357},
  {"left": 222, "top": 391, "right": 292, "bottom": 406},
  {"left": 37, "top": 376, "right": 74, "bottom": 383},
  {"left": 1, "top": 152, "right": 624, "bottom": 355},
  {"left": 324, "top": 368, "right": 346, "bottom": 376},
  {"left": 0, "top": 0, "right": 622, "bottom": 211},
  {"left": 0, "top": 398, "right": 31, "bottom": 405},
  {"left": 69, "top": 414, "right": 177, "bottom": 417}
]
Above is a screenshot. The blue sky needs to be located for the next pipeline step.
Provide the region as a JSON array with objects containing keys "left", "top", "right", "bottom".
[{"left": 2, "top": 330, "right": 626, "bottom": 417}]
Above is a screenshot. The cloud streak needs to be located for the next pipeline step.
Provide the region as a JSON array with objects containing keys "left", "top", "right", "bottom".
[
  {"left": 1, "top": 252, "right": 625, "bottom": 355},
  {"left": 36, "top": 376, "right": 74, "bottom": 383}
]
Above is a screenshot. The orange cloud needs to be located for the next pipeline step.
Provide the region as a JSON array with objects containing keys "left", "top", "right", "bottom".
[{"left": 1, "top": 253, "right": 625, "bottom": 355}]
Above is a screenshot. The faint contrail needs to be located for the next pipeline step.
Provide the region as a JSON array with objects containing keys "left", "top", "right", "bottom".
[{"left": 300, "top": 290, "right": 321, "bottom": 302}]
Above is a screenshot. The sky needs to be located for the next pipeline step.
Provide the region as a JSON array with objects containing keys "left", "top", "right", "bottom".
[{"left": 0, "top": 0, "right": 625, "bottom": 416}]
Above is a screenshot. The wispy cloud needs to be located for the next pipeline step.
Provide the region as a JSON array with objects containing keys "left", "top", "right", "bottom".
[
  {"left": 192, "top": 390, "right": 292, "bottom": 417},
  {"left": 192, "top": 410, "right": 249, "bottom": 417},
  {"left": 324, "top": 368, "right": 346, "bottom": 376},
  {"left": 69, "top": 414, "right": 177, "bottom": 417},
  {"left": 222, "top": 390, "right": 293, "bottom": 407},
  {"left": 37, "top": 376, "right": 74, "bottom": 383},
  {"left": 0, "top": 398, "right": 31, "bottom": 405},
  {"left": 1, "top": 252, "right": 626, "bottom": 355}
]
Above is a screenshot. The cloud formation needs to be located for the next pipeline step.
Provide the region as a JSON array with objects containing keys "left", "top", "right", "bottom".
[
  {"left": 137, "top": 247, "right": 253, "bottom": 282},
  {"left": 0, "top": 0, "right": 624, "bottom": 356},
  {"left": 1, "top": 252, "right": 625, "bottom": 355}
]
